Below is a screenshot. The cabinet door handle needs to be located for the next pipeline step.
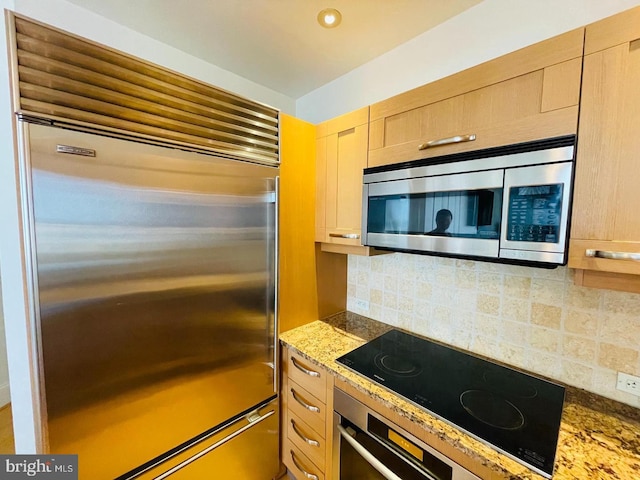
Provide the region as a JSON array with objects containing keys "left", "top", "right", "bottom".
[
  {"left": 585, "top": 249, "right": 640, "bottom": 261},
  {"left": 329, "top": 233, "right": 360, "bottom": 239},
  {"left": 418, "top": 134, "right": 476, "bottom": 150},
  {"left": 291, "top": 419, "right": 320, "bottom": 447},
  {"left": 291, "top": 388, "right": 321, "bottom": 413},
  {"left": 291, "top": 357, "right": 320, "bottom": 377},
  {"left": 290, "top": 450, "right": 319, "bottom": 480}
]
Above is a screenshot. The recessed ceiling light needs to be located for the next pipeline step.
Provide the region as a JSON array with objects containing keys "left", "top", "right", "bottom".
[{"left": 317, "top": 8, "right": 342, "bottom": 29}]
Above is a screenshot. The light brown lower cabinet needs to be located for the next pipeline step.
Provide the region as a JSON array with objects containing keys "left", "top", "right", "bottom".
[{"left": 282, "top": 347, "right": 334, "bottom": 480}]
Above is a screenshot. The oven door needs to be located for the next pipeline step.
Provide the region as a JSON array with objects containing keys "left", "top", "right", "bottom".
[
  {"left": 333, "top": 389, "right": 480, "bottom": 480},
  {"left": 362, "top": 170, "right": 503, "bottom": 258}
]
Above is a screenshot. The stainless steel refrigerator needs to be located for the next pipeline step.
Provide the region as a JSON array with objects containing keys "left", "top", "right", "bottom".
[{"left": 18, "top": 120, "right": 280, "bottom": 479}]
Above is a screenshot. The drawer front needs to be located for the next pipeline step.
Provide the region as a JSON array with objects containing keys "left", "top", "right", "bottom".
[
  {"left": 287, "top": 350, "right": 327, "bottom": 402},
  {"left": 285, "top": 440, "right": 325, "bottom": 480},
  {"left": 287, "top": 411, "right": 326, "bottom": 473},
  {"left": 288, "top": 379, "right": 326, "bottom": 437}
]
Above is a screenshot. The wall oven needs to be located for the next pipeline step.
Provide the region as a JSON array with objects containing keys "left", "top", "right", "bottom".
[
  {"left": 362, "top": 136, "right": 575, "bottom": 266},
  {"left": 332, "top": 388, "right": 480, "bottom": 480}
]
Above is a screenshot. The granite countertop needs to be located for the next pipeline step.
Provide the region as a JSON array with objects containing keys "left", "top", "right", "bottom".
[{"left": 279, "top": 312, "right": 640, "bottom": 480}]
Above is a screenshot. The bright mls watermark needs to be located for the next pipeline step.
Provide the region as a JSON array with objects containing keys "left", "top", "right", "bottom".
[{"left": 0, "top": 455, "right": 77, "bottom": 479}]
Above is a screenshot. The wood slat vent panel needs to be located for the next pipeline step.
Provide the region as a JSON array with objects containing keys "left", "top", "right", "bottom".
[{"left": 11, "top": 15, "right": 279, "bottom": 165}]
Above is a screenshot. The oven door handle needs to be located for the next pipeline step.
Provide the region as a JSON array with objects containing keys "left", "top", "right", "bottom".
[{"left": 337, "top": 424, "right": 403, "bottom": 480}]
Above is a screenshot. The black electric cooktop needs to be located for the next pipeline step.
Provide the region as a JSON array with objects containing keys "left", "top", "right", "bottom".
[{"left": 336, "top": 329, "right": 565, "bottom": 478}]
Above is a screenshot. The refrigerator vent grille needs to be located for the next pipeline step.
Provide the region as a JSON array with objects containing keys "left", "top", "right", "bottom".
[{"left": 10, "top": 14, "right": 280, "bottom": 165}]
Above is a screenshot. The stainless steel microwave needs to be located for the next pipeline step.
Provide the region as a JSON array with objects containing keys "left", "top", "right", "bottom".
[{"left": 362, "top": 136, "right": 576, "bottom": 267}]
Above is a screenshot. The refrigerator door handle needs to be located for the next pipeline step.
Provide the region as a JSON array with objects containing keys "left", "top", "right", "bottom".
[
  {"left": 273, "top": 175, "right": 280, "bottom": 394},
  {"left": 152, "top": 408, "right": 276, "bottom": 480}
]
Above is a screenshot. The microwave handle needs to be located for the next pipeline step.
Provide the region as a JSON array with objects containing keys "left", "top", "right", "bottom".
[
  {"left": 585, "top": 249, "right": 640, "bottom": 261},
  {"left": 418, "top": 134, "right": 476, "bottom": 150},
  {"left": 337, "top": 424, "right": 403, "bottom": 480}
]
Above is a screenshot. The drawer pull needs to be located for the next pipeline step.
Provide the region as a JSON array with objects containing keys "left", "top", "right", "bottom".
[
  {"left": 329, "top": 233, "right": 360, "bottom": 239},
  {"left": 291, "top": 388, "right": 321, "bottom": 413},
  {"left": 586, "top": 249, "right": 640, "bottom": 261},
  {"left": 291, "top": 419, "right": 320, "bottom": 447},
  {"left": 291, "top": 357, "right": 320, "bottom": 377},
  {"left": 290, "top": 450, "right": 319, "bottom": 480},
  {"left": 418, "top": 134, "right": 476, "bottom": 150}
]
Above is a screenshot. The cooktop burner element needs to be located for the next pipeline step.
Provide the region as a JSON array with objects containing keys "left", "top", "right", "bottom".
[
  {"left": 374, "top": 352, "right": 422, "bottom": 377},
  {"left": 459, "top": 390, "right": 525, "bottom": 430},
  {"left": 336, "top": 329, "right": 565, "bottom": 478}
]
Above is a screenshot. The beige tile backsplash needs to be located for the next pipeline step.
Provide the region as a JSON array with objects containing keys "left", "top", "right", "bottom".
[{"left": 346, "top": 253, "right": 640, "bottom": 408}]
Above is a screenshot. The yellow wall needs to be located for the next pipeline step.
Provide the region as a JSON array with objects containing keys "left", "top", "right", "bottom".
[{"left": 278, "top": 114, "right": 346, "bottom": 333}]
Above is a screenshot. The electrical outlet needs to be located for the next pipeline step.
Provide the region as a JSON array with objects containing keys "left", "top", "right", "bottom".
[
  {"left": 353, "top": 299, "right": 369, "bottom": 312},
  {"left": 616, "top": 372, "right": 640, "bottom": 396}
]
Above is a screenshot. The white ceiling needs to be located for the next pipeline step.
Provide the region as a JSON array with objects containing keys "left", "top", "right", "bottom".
[{"left": 64, "top": 0, "right": 481, "bottom": 98}]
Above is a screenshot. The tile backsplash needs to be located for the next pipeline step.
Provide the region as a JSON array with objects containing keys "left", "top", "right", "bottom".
[{"left": 346, "top": 253, "right": 640, "bottom": 408}]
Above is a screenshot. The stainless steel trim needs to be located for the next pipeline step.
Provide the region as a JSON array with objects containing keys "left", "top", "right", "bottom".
[
  {"left": 499, "top": 161, "right": 573, "bottom": 260},
  {"left": 337, "top": 424, "right": 403, "bottom": 480},
  {"left": 273, "top": 175, "right": 279, "bottom": 394},
  {"left": 291, "top": 388, "right": 321, "bottom": 413},
  {"left": 499, "top": 249, "right": 565, "bottom": 264},
  {"left": 361, "top": 183, "right": 370, "bottom": 245},
  {"left": 585, "top": 249, "right": 640, "bottom": 261},
  {"left": 366, "top": 233, "right": 499, "bottom": 258},
  {"left": 291, "top": 357, "right": 321, "bottom": 377},
  {"left": 10, "top": 13, "right": 280, "bottom": 166},
  {"left": 418, "top": 134, "right": 476, "bottom": 150},
  {"left": 291, "top": 419, "right": 320, "bottom": 447},
  {"left": 290, "top": 450, "right": 319, "bottom": 480},
  {"left": 6, "top": 11, "right": 22, "bottom": 119},
  {"left": 16, "top": 118, "right": 47, "bottom": 452},
  {"left": 152, "top": 409, "right": 276, "bottom": 479},
  {"left": 367, "top": 169, "right": 503, "bottom": 197},
  {"left": 329, "top": 233, "right": 360, "bottom": 239},
  {"left": 364, "top": 145, "right": 574, "bottom": 184}
]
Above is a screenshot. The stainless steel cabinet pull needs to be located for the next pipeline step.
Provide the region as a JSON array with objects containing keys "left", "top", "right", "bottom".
[
  {"left": 586, "top": 249, "right": 640, "bottom": 261},
  {"left": 329, "top": 232, "right": 360, "bottom": 239},
  {"left": 337, "top": 424, "right": 402, "bottom": 480},
  {"left": 418, "top": 134, "right": 476, "bottom": 150},
  {"left": 290, "top": 450, "right": 319, "bottom": 480},
  {"left": 291, "top": 419, "right": 320, "bottom": 447},
  {"left": 291, "top": 357, "right": 320, "bottom": 377},
  {"left": 291, "top": 388, "right": 320, "bottom": 413}
]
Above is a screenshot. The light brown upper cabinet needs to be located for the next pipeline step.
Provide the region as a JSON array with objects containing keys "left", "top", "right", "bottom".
[
  {"left": 316, "top": 107, "right": 379, "bottom": 255},
  {"left": 569, "top": 5, "right": 640, "bottom": 293},
  {"left": 368, "top": 29, "right": 584, "bottom": 167}
]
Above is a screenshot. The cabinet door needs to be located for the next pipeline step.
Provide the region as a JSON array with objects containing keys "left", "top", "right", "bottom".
[
  {"left": 324, "top": 124, "right": 368, "bottom": 246},
  {"left": 368, "top": 29, "right": 583, "bottom": 168},
  {"left": 568, "top": 41, "right": 640, "bottom": 276}
]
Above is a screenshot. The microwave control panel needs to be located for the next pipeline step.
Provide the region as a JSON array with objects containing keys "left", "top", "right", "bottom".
[{"left": 506, "top": 183, "right": 563, "bottom": 243}]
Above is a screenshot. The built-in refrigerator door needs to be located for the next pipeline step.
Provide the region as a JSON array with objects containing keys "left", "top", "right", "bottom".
[{"left": 21, "top": 122, "right": 278, "bottom": 479}]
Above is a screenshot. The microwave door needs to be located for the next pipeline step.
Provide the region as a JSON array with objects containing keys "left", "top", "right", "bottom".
[
  {"left": 499, "top": 162, "right": 573, "bottom": 264},
  {"left": 364, "top": 170, "right": 503, "bottom": 258}
]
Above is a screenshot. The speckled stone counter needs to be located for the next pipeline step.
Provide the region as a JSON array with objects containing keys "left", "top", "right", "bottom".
[{"left": 279, "top": 312, "right": 640, "bottom": 480}]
